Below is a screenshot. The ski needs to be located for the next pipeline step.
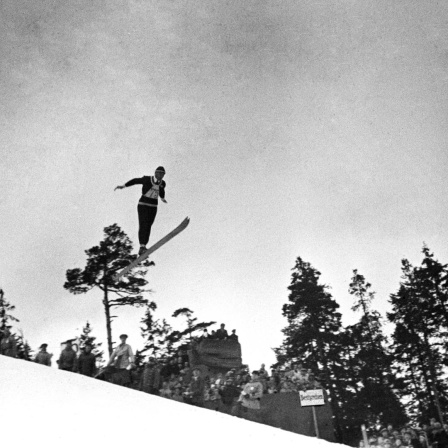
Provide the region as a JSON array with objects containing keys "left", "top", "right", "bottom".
[{"left": 114, "top": 217, "right": 190, "bottom": 281}]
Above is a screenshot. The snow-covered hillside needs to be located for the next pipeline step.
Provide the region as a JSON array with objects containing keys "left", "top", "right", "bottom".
[{"left": 0, "top": 356, "right": 344, "bottom": 447}]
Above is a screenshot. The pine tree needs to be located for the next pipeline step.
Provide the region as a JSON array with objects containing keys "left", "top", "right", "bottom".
[
  {"left": 171, "top": 307, "right": 215, "bottom": 343},
  {"left": 388, "top": 250, "right": 448, "bottom": 424},
  {"left": 0, "top": 288, "right": 20, "bottom": 332},
  {"left": 64, "top": 224, "right": 153, "bottom": 355},
  {"left": 273, "top": 257, "right": 344, "bottom": 441},
  {"left": 139, "top": 305, "right": 216, "bottom": 364},
  {"left": 274, "top": 258, "right": 342, "bottom": 365},
  {"left": 347, "top": 270, "right": 407, "bottom": 428},
  {"left": 0, "top": 289, "right": 25, "bottom": 360},
  {"left": 326, "top": 326, "right": 364, "bottom": 445},
  {"left": 139, "top": 302, "right": 178, "bottom": 361},
  {"left": 417, "top": 246, "right": 448, "bottom": 345},
  {"left": 389, "top": 321, "right": 431, "bottom": 420},
  {"left": 78, "top": 321, "right": 104, "bottom": 367},
  {"left": 15, "top": 330, "right": 33, "bottom": 361}
]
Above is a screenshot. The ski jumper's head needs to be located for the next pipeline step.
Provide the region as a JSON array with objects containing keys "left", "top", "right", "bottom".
[{"left": 154, "top": 166, "right": 165, "bottom": 181}]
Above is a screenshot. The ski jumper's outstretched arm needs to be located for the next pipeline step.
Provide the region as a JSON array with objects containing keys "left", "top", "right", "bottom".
[
  {"left": 114, "top": 177, "right": 167, "bottom": 202},
  {"left": 114, "top": 177, "right": 143, "bottom": 191}
]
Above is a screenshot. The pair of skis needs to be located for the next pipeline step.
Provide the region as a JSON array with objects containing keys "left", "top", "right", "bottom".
[{"left": 114, "top": 217, "right": 190, "bottom": 282}]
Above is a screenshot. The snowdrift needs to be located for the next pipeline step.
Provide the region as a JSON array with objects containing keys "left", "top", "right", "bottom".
[{"left": 0, "top": 356, "right": 344, "bottom": 448}]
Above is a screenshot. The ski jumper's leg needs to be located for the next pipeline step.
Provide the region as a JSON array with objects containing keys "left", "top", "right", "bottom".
[{"left": 137, "top": 205, "right": 158, "bottom": 245}]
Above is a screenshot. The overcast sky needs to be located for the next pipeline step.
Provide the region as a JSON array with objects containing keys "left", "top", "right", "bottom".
[{"left": 1, "top": 0, "right": 448, "bottom": 369}]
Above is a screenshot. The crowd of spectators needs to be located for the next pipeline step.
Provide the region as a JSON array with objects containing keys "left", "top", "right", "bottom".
[
  {"left": 199, "top": 323, "right": 239, "bottom": 342},
  {"left": 138, "top": 358, "right": 262, "bottom": 417},
  {"left": 360, "top": 421, "right": 448, "bottom": 448},
  {"left": 0, "top": 327, "right": 99, "bottom": 377},
  {"left": 33, "top": 339, "right": 98, "bottom": 377},
  {"left": 136, "top": 356, "right": 323, "bottom": 419},
  {"left": 1, "top": 325, "right": 321, "bottom": 422},
  {"left": 1, "top": 325, "right": 322, "bottom": 402},
  {"left": 5, "top": 326, "right": 448, "bottom": 445}
]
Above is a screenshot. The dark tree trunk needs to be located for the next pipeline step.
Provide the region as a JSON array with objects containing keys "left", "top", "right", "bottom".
[
  {"left": 316, "top": 332, "right": 343, "bottom": 443},
  {"left": 422, "top": 330, "right": 445, "bottom": 424},
  {"left": 103, "top": 287, "right": 113, "bottom": 356}
]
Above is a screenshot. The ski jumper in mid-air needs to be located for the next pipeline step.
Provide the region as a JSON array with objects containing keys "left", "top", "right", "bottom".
[{"left": 115, "top": 166, "right": 167, "bottom": 255}]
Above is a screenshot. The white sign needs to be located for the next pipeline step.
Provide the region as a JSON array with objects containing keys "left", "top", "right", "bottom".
[{"left": 299, "top": 389, "right": 325, "bottom": 406}]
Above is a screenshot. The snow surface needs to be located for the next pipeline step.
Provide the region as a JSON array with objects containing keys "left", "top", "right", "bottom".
[{"left": 0, "top": 356, "right": 344, "bottom": 447}]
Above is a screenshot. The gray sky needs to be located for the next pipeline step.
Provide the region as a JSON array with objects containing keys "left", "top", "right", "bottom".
[{"left": 1, "top": 0, "right": 448, "bottom": 368}]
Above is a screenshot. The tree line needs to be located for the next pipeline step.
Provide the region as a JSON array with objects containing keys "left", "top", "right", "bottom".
[
  {"left": 2, "top": 222, "right": 448, "bottom": 445},
  {"left": 1, "top": 224, "right": 215, "bottom": 368},
  {"left": 274, "top": 246, "right": 448, "bottom": 445}
]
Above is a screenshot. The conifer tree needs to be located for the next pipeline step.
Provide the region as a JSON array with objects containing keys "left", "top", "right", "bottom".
[
  {"left": 389, "top": 321, "right": 431, "bottom": 420},
  {"left": 0, "top": 288, "right": 19, "bottom": 332},
  {"left": 139, "top": 305, "right": 216, "bottom": 363},
  {"left": 347, "top": 270, "right": 406, "bottom": 428},
  {"left": 416, "top": 246, "right": 448, "bottom": 342},
  {"left": 78, "top": 321, "right": 104, "bottom": 367},
  {"left": 274, "top": 257, "right": 344, "bottom": 441},
  {"left": 326, "top": 326, "right": 364, "bottom": 445},
  {"left": 15, "top": 330, "right": 33, "bottom": 361},
  {"left": 171, "top": 307, "right": 215, "bottom": 343},
  {"left": 388, "top": 250, "right": 448, "bottom": 424},
  {"left": 139, "top": 301, "right": 179, "bottom": 361},
  {"left": 64, "top": 224, "right": 154, "bottom": 355},
  {"left": 0, "top": 289, "right": 24, "bottom": 360}
]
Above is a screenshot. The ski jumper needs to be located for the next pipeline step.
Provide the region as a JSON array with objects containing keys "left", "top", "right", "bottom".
[{"left": 125, "top": 176, "right": 166, "bottom": 246}]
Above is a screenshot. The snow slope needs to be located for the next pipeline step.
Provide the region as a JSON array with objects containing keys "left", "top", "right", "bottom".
[{"left": 0, "top": 356, "right": 344, "bottom": 447}]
